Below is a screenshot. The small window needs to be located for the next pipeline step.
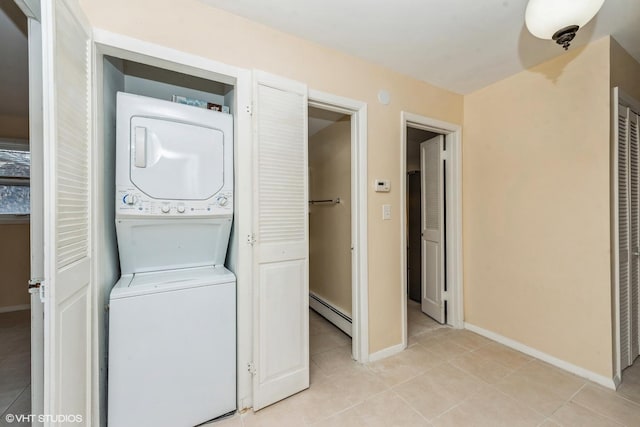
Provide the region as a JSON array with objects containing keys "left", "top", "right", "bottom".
[{"left": 0, "top": 141, "right": 30, "bottom": 219}]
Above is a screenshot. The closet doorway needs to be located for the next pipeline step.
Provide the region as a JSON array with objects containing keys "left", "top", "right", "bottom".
[
  {"left": 307, "top": 91, "right": 368, "bottom": 366},
  {"left": 308, "top": 106, "right": 354, "bottom": 368},
  {"left": 308, "top": 106, "right": 352, "bottom": 333}
]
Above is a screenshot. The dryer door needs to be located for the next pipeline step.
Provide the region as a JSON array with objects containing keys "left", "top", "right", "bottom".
[{"left": 130, "top": 116, "right": 224, "bottom": 200}]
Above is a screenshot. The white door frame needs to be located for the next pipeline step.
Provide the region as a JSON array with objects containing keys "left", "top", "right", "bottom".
[
  {"left": 308, "top": 90, "right": 369, "bottom": 362},
  {"left": 91, "top": 30, "right": 255, "bottom": 416},
  {"left": 612, "top": 86, "right": 640, "bottom": 387},
  {"left": 400, "top": 112, "right": 463, "bottom": 348},
  {"left": 14, "top": 2, "right": 44, "bottom": 423}
]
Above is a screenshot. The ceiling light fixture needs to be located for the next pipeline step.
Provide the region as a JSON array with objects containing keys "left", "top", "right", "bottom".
[{"left": 525, "top": 0, "right": 606, "bottom": 50}]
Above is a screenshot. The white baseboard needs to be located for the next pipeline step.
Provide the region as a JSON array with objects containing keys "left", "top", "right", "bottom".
[
  {"left": 0, "top": 304, "right": 30, "bottom": 314},
  {"left": 368, "top": 343, "right": 405, "bottom": 362},
  {"left": 465, "top": 322, "right": 616, "bottom": 390},
  {"left": 613, "top": 374, "right": 622, "bottom": 389},
  {"left": 309, "top": 292, "right": 352, "bottom": 337}
]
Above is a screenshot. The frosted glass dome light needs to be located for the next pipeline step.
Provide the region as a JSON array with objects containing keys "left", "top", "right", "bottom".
[{"left": 525, "top": 0, "right": 606, "bottom": 50}]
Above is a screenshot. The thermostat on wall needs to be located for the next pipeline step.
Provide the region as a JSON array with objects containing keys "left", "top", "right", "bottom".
[{"left": 374, "top": 179, "right": 390, "bottom": 192}]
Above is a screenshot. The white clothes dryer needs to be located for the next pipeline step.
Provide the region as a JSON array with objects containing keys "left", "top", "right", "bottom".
[
  {"left": 113, "top": 92, "right": 234, "bottom": 274},
  {"left": 115, "top": 92, "right": 233, "bottom": 220}
]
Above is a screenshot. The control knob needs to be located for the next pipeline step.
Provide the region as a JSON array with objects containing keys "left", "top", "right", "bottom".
[
  {"left": 123, "top": 194, "right": 137, "bottom": 205},
  {"left": 177, "top": 204, "right": 186, "bottom": 213},
  {"left": 161, "top": 204, "right": 170, "bottom": 213},
  {"left": 217, "top": 196, "right": 229, "bottom": 207}
]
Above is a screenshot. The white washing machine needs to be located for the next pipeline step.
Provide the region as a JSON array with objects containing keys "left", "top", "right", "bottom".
[{"left": 108, "top": 92, "right": 236, "bottom": 427}]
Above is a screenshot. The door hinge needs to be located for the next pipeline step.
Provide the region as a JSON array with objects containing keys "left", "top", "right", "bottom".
[
  {"left": 247, "top": 362, "right": 256, "bottom": 375},
  {"left": 245, "top": 105, "right": 253, "bottom": 115},
  {"left": 247, "top": 234, "right": 257, "bottom": 246},
  {"left": 441, "top": 151, "right": 449, "bottom": 160}
]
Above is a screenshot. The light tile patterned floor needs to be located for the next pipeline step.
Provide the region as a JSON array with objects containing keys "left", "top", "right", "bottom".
[
  {"left": 0, "top": 310, "right": 31, "bottom": 427},
  {"left": 2, "top": 306, "right": 640, "bottom": 426},
  {"left": 210, "top": 302, "right": 640, "bottom": 427}
]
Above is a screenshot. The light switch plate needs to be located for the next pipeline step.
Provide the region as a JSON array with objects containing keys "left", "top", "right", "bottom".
[{"left": 382, "top": 204, "right": 391, "bottom": 220}]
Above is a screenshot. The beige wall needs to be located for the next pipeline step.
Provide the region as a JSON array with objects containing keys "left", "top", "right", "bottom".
[
  {"left": 463, "top": 37, "right": 613, "bottom": 377},
  {"left": 1, "top": 105, "right": 30, "bottom": 310},
  {"left": 309, "top": 118, "right": 352, "bottom": 315},
  {"left": 0, "top": 224, "right": 30, "bottom": 309},
  {"left": 79, "top": 0, "right": 464, "bottom": 353},
  {"left": 611, "top": 38, "right": 640, "bottom": 103},
  {"left": 0, "top": 115, "right": 29, "bottom": 141}
]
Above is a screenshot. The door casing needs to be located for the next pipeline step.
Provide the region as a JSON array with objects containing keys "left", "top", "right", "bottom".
[{"left": 308, "top": 90, "right": 369, "bottom": 363}]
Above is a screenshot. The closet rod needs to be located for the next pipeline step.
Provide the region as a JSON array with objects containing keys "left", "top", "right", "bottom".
[{"left": 308, "top": 198, "right": 341, "bottom": 205}]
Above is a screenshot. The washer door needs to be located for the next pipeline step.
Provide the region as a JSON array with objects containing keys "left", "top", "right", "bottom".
[{"left": 130, "top": 116, "right": 224, "bottom": 200}]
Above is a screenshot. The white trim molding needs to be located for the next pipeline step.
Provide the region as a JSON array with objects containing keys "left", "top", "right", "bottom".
[
  {"left": 309, "top": 292, "right": 352, "bottom": 337},
  {"left": 465, "top": 322, "right": 617, "bottom": 390},
  {"left": 0, "top": 139, "right": 30, "bottom": 151},
  {"left": 0, "top": 304, "right": 30, "bottom": 313},
  {"left": 308, "top": 89, "right": 369, "bottom": 363},
  {"left": 400, "top": 112, "right": 463, "bottom": 351},
  {"left": 368, "top": 343, "right": 405, "bottom": 362}
]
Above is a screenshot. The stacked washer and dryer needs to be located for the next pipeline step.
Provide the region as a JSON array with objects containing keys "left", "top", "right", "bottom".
[{"left": 108, "top": 93, "right": 236, "bottom": 427}]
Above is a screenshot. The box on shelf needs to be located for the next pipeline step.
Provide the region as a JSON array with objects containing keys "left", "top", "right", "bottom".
[{"left": 171, "top": 95, "right": 230, "bottom": 114}]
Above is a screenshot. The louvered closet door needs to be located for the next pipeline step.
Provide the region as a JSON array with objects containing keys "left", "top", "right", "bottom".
[
  {"left": 420, "top": 135, "right": 445, "bottom": 324},
  {"left": 618, "top": 105, "right": 631, "bottom": 371},
  {"left": 252, "top": 72, "right": 309, "bottom": 410},
  {"left": 630, "top": 109, "right": 640, "bottom": 365},
  {"left": 618, "top": 103, "right": 640, "bottom": 371},
  {"left": 41, "top": 0, "right": 93, "bottom": 421}
]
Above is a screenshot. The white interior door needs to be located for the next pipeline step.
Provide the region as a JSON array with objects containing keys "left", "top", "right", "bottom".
[
  {"left": 617, "top": 100, "right": 640, "bottom": 372},
  {"left": 252, "top": 71, "right": 309, "bottom": 411},
  {"left": 420, "top": 135, "right": 445, "bottom": 324},
  {"left": 41, "top": 0, "right": 93, "bottom": 422},
  {"left": 617, "top": 102, "right": 631, "bottom": 372},
  {"left": 630, "top": 109, "right": 640, "bottom": 365}
]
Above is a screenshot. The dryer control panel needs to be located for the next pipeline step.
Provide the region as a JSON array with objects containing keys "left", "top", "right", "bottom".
[{"left": 116, "top": 186, "right": 232, "bottom": 217}]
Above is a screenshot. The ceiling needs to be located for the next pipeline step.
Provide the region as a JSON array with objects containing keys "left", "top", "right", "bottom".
[
  {"left": 0, "top": 0, "right": 27, "bottom": 117},
  {"left": 1, "top": 1, "right": 636, "bottom": 119},
  {"left": 200, "top": 0, "right": 640, "bottom": 94}
]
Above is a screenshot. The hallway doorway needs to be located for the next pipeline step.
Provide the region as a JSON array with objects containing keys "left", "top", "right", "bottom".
[{"left": 400, "top": 112, "right": 463, "bottom": 349}]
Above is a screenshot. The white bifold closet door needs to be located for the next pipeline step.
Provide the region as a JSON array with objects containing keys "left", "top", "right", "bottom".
[
  {"left": 420, "top": 135, "right": 445, "bottom": 324},
  {"left": 618, "top": 100, "right": 640, "bottom": 372},
  {"left": 252, "top": 71, "right": 309, "bottom": 410},
  {"left": 41, "top": 0, "right": 94, "bottom": 421}
]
